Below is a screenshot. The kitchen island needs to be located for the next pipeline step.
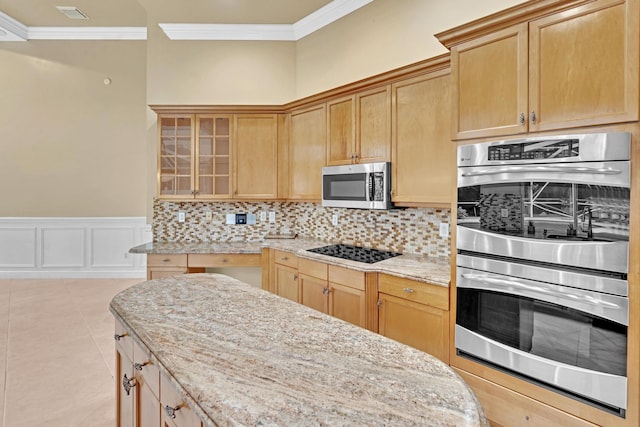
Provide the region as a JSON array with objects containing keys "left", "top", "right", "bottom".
[{"left": 111, "top": 273, "right": 487, "bottom": 426}]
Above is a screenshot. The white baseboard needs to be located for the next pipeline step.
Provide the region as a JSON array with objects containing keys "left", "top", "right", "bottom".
[{"left": 0, "top": 217, "right": 151, "bottom": 279}]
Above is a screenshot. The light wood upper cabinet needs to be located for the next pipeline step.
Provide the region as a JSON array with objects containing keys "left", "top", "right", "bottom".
[
  {"left": 326, "top": 87, "right": 391, "bottom": 166},
  {"left": 196, "top": 115, "right": 232, "bottom": 199},
  {"left": 158, "top": 115, "right": 195, "bottom": 199},
  {"left": 391, "top": 70, "right": 455, "bottom": 206},
  {"left": 449, "top": 0, "right": 639, "bottom": 140},
  {"left": 233, "top": 114, "right": 278, "bottom": 199},
  {"left": 289, "top": 104, "right": 326, "bottom": 200}
]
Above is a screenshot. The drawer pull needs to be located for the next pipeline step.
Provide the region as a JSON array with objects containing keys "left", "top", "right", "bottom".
[
  {"left": 114, "top": 333, "right": 128, "bottom": 341},
  {"left": 403, "top": 288, "right": 415, "bottom": 293},
  {"left": 281, "top": 256, "right": 288, "bottom": 261},
  {"left": 164, "top": 404, "right": 181, "bottom": 419},
  {"left": 134, "top": 361, "right": 150, "bottom": 371},
  {"left": 122, "top": 373, "right": 136, "bottom": 395},
  {"left": 162, "top": 258, "right": 171, "bottom": 263}
]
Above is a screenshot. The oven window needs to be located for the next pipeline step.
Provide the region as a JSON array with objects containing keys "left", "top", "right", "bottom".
[
  {"left": 457, "top": 182, "right": 629, "bottom": 242},
  {"left": 457, "top": 288, "right": 627, "bottom": 376}
]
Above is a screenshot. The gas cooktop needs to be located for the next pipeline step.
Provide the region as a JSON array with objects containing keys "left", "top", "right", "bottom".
[{"left": 307, "top": 244, "right": 401, "bottom": 264}]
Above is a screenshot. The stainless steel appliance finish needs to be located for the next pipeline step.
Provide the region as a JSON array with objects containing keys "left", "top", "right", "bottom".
[
  {"left": 455, "top": 132, "right": 631, "bottom": 415},
  {"left": 322, "top": 162, "right": 391, "bottom": 209}
]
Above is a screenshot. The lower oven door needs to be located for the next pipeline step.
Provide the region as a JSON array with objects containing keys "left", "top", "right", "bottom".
[{"left": 456, "top": 266, "right": 628, "bottom": 412}]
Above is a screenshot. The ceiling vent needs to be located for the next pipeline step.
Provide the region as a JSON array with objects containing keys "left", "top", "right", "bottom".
[{"left": 56, "top": 6, "right": 89, "bottom": 20}]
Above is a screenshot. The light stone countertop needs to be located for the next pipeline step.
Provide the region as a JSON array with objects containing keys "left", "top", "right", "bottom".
[
  {"left": 110, "top": 273, "right": 487, "bottom": 427},
  {"left": 130, "top": 238, "right": 451, "bottom": 286}
]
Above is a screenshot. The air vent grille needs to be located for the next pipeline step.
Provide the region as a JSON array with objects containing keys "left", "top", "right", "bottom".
[{"left": 56, "top": 6, "right": 89, "bottom": 20}]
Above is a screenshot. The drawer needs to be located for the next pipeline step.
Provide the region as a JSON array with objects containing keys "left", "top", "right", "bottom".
[
  {"left": 328, "top": 265, "right": 365, "bottom": 291},
  {"left": 114, "top": 318, "right": 133, "bottom": 361},
  {"left": 147, "top": 254, "right": 188, "bottom": 267},
  {"left": 188, "top": 253, "right": 261, "bottom": 268},
  {"left": 298, "top": 258, "right": 328, "bottom": 280},
  {"left": 273, "top": 250, "right": 298, "bottom": 268},
  {"left": 160, "top": 372, "right": 202, "bottom": 427},
  {"left": 133, "top": 340, "right": 160, "bottom": 400},
  {"left": 378, "top": 274, "right": 449, "bottom": 311}
]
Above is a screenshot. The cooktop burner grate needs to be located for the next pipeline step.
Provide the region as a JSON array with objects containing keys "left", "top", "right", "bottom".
[{"left": 307, "top": 244, "right": 401, "bottom": 264}]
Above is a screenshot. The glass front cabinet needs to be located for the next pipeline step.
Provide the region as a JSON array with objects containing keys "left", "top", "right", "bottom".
[{"left": 158, "top": 114, "right": 232, "bottom": 199}]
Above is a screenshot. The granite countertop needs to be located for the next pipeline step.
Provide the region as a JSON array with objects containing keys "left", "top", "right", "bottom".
[
  {"left": 130, "top": 238, "right": 451, "bottom": 286},
  {"left": 110, "top": 274, "right": 487, "bottom": 427}
]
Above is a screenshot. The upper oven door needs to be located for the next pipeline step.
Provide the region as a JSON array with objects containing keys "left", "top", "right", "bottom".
[{"left": 457, "top": 160, "right": 630, "bottom": 273}]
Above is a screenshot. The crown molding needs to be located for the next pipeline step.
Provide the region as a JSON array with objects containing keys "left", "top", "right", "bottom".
[
  {"left": 159, "top": 0, "right": 374, "bottom": 41},
  {"left": 28, "top": 27, "right": 147, "bottom": 40},
  {"left": 0, "top": 11, "right": 28, "bottom": 41}
]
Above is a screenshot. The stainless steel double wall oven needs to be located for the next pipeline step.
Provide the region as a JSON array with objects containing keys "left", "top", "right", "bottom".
[{"left": 455, "top": 132, "right": 630, "bottom": 415}]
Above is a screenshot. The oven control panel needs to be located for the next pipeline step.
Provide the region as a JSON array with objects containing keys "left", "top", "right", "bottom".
[{"left": 488, "top": 139, "right": 579, "bottom": 161}]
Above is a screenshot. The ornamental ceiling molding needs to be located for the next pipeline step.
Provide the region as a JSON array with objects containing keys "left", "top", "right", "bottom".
[{"left": 0, "top": 0, "right": 373, "bottom": 42}]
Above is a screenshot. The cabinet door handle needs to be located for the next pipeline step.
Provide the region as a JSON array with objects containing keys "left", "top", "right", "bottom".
[
  {"left": 122, "top": 373, "right": 136, "bottom": 396},
  {"left": 403, "top": 288, "right": 415, "bottom": 293},
  {"left": 519, "top": 112, "right": 525, "bottom": 125},
  {"left": 530, "top": 110, "right": 537, "bottom": 124},
  {"left": 164, "top": 404, "right": 181, "bottom": 419},
  {"left": 293, "top": 274, "right": 298, "bottom": 281},
  {"left": 134, "top": 361, "right": 150, "bottom": 371},
  {"left": 114, "top": 333, "right": 128, "bottom": 341}
]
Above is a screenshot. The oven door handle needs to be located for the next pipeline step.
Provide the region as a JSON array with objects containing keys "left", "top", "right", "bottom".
[
  {"left": 460, "top": 166, "right": 622, "bottom": 177},
  {"left": 459, "top": 273, "right": 627, "bottom": 325}
]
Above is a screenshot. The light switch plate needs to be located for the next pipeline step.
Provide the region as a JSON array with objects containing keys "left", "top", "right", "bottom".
[
  {"left": 331, "top": 214, "right": 338, "bottom": 226},
  {"left": 205, "top": 211, "right": 212, "bottom": 222},
  {"left": 178, "top": 211, "right": 185, "bottom": 223},
  {"left": 439, "top": 222, "right": 449, "bottom": 239},
  {"left": 260, "top": 212, "right": 267, "bottom": 222},
  {"left": 226, "top": 214, "right": 236, "bottom": 225},
  {"left": 247, "top": 213, "right": 257, "bottom": 225},
  {"left": 269, "top": 212, "right": 276, "bottom": 223}
]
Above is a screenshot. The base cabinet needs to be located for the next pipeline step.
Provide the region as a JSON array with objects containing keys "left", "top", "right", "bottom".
[
  {"left": 115, "top": 319, "right": 202, "bottom": 427},
  {"left": 377, "top": 274, "right": 449, "bottom": 363},
  {"left": 273, "top": 250, "right": 299, "bottom": 302}
]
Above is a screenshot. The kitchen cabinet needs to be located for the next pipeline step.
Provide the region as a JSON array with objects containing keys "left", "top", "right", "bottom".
[
  {"left": 115, "top": 318, "right": 202, "bottom": 427},
  {"left": 288, "top": 104, "right": 326, "bottom": 200},
  {"left": 233, "top": 114, "right": 279, "bottom": 199},
  {"left": 146, "top": 254, "right": 189, "bottom": 280},
  {"left": 273, "top": 250, "right": 299, "bottom": 302},
  {"left": 446, "top": 0, "right": 639, "bottom": 139},
  {"left": 377, "top": 274, "right": 449, "bottom": 364},
  {"left": 298, "top": 259, "right": 367, "bottom": 328},
  {"left": 195, "top": 115, "right": 232, "bottom": 199},
  {"left": 326, "top": 87, "right": 391, "bottom": 166},
  {"left": 158, "top": 115, "right": 195, "bottom": 199},
  {"left": 391, "top": 69, "right": 455, "bottom": 206}
]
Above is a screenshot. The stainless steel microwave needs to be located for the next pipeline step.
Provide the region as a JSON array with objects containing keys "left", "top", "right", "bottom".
[{"left": 321, "top": 162, "right": 392, "bottom": 209}]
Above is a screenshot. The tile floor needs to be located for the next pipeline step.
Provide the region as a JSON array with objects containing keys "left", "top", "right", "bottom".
[{"left": 0, "top": 278, "right": 141, "bottom": 427}]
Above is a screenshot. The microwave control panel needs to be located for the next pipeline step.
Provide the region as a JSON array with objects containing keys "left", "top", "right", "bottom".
[{"left": 488, "top": 139, "right": 580, "bottom": 161}]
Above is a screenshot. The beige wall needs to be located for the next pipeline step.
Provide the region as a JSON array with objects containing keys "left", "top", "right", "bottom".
[
  {"left": 295, "top": 0, "right": 524, "bottom": 98},
  {"left": 0, "top": 40, "right": 147, "bottom": 217}
]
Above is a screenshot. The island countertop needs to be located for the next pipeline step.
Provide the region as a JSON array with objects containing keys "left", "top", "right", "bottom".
[
  {"left": 129, "top": 238, "right": 451, "bottom": 286},
  {"left": 110, "top": 273, "right": 487, "bottom": 427}
]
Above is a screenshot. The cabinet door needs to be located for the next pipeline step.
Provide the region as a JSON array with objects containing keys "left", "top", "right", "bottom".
[
  {"left": 158, "top": 115, "right": 195, "bottom": 199},
  {"left": 195, "top": 115, "right": 232, "bottom": 199},
  {"left": 137, "top": 381, "right": 161, "bottom": 427},
  {"left": 275, "top": 263, "right": 299, "bottom": 303},
  {"left": 392, "top": 72, "right": 456, "bottom": 206},
  {"left": 299, "top": 274, "right": 328, "bottom": 314},
  {"left": 160, "top": 373, "right": 202, "bottom": 427},
  {"left": 356, "top": 86, "right": 391, "bottom": 164},
  {"left": 378, "top": 293, "right": 449, "bottom": 363},
  {"left": 451, "top": 23, "right": 529, "bottom": 140},
  {"left": 529, "top": 0, "right": 639, "bottom": 131},
  {"left": 326, "top": 96, "right": 355, "bottom": 165},
  {"left": 328, "top": 282, "right": 366, "bottom": 328},
  {"left": 234, "top": 114, "right": 278, "bottom": 199},
  {"left": 289, "top": 105, "right": 326, "bottom": 200}
]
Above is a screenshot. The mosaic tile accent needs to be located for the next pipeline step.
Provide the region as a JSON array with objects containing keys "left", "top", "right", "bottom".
[
  {"left": 153, "top": 199, "right": 451, "bottom": 257},
  {"left": 478, "top": 193, "right": 524, "bottom": 232}
]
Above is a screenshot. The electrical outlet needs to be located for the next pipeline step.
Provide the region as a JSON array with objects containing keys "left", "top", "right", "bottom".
[
  {"left": 439, "top": 222, "right": 449, "bottom": 239},
  {"left": 226, "top": 214, "right": 236, "bottom": 225},
  {"left": 205, "top": 211, "right": 212, "bottom": 222},
  {"left": 178, "top": 211, "right": 185, "bottom": 223},
  {"left": 501, "top": 208, "right": 509, "bottom": 218},
  {"left": 331, "top": 214, "right": 339, "bottom": 226},
  {"left": 269, "top": 212, "right": 276, "bottom": 223},
  {"left": 260, "top": 212, "right": 267, "bottom": 222}
]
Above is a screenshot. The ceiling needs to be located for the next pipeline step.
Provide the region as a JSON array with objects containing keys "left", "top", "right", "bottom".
[{"left": 0, "top": 0, "right": 370, "bottom": 41}]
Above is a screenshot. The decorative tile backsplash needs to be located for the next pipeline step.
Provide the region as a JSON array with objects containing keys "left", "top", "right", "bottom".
[{"left": 153, "top": 199, "right": 451, "bottom": 257}]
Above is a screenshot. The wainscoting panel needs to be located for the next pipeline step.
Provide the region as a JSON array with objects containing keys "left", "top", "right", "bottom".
[{"left": 0, "top": 217, "right": 151, "bottom": 278}]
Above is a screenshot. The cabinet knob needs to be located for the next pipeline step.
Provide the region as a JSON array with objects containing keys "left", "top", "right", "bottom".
[
  {"left": 114, "top": 333, "right": 128, "bottom": 341},
  {"left": 122, "top": 373, "right": 136, "bottom": 396},
  {"left": 164, "top": 404, "right": 181, "bottom": 419},
  {"left": 134, "top": 361, "right": 150, "bottom": 371},
  {"left": 530, "top": 110, "right": 537, "bottom": 124},
  {"left": 403, "top": 288, "right": 415, "bottom": 293},
  {"left": 282, "top": 256, "right": 288, "bottom": 261},
  {"left": 293, "top": 274, "right": 298, "bottom": 281},
  {"left": 519, "top": 112, "right": 525, "bottom": 125}
]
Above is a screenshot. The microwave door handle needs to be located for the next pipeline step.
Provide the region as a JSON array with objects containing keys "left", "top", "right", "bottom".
[
  {"left": 367, "top": 173, "right": 373, "bottom": 202},
  {"left": 461, "top": 166, "right": 622, "bottom": 177}
]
